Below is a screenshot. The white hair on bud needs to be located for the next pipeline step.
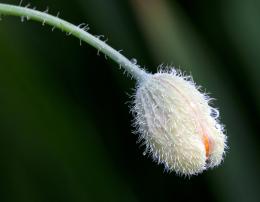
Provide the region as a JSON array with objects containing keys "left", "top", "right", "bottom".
[{"left": 132, "top": 69, "right": 227, "bottom": 176}]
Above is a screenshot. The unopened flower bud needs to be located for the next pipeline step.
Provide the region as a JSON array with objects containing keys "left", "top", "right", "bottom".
[{"left": 132, "top": 70, "right": 227, "bottom": 176}]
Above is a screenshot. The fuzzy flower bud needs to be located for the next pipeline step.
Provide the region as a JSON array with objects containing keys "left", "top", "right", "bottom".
[{"left": 132, "top": 69, "right": 227, "bottom": 176}]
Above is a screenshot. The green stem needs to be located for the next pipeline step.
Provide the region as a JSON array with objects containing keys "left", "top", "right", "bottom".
[{"left": 0, "top": 3, "right": 148, "bottom": 81}]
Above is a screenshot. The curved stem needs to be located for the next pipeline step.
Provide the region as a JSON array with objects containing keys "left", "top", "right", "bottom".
[{"left": 0, "top": 3, "right": 149, "bottom": 81}]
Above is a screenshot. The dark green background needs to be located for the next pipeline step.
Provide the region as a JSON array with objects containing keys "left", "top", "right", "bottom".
[{"left": 0, "top": 0, "right": 259, "bottom": 202}]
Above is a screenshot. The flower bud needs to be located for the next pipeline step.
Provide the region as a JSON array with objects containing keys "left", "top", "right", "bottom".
[{"left": 132, "top": 70, "right": 227, "bottom": 176}]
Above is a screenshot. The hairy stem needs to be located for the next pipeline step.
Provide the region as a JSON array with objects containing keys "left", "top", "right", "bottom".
[{"left": 0, "top": 3, "right": 148, "bottom": 81}]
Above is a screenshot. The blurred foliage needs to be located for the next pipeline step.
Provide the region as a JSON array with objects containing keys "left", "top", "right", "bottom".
[{"left": 0, "top": 0, "right": 259, "bottom": 202}]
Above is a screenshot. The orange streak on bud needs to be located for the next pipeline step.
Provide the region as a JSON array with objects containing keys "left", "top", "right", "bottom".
[{"left": 203, "top": 134, "right": 210, "bottom": 158}]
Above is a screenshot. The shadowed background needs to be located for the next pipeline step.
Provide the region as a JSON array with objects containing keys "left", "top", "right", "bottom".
[{"left": 0, "top": 0, "right": 259, "bottom": 202}]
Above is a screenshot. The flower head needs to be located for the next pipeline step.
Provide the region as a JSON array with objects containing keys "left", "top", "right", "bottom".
[{"left": 132, "top": 69, "right": 227, "bottom": 176}]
